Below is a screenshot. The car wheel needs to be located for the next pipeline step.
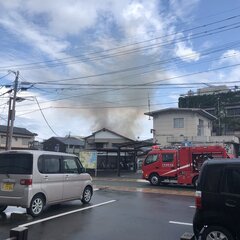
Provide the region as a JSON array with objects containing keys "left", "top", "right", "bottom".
[
  {"left": 81, "top": 186, "right": 92, "bottom": 204},
  {"left": 0, "top": 205, "right": 7, "bottom": 213},
  {"left": 201, "top": 226, "right": 234, "bottom": 240},
  {"left": 27, "top": 194, "right": 45, "bottom": 217},
  {"left": 150, "top": 174, "right": 160, "bottom": 186}
]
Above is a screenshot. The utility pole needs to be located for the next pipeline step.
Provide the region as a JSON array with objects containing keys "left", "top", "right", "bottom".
[
  {"left": 148, "top": 93, "right": 151, "bottom": 120},
  {"left": 67, "top": 132, "right": 71, "bottom": 153},
  {"left": 6, "top": 71, "right": 19, "bottom": 150},
  {"left": 217, "top": 97, "right": 221, "bottom": 136}
]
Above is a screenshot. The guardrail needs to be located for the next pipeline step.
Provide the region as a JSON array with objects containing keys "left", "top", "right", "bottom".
[{"left": 5, "top": 227, "right": 28, "bottom": 240}]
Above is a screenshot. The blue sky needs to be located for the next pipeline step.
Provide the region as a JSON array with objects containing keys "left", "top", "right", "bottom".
[{"left": 0, "top": 0, "right": 240, "bottom": 141}]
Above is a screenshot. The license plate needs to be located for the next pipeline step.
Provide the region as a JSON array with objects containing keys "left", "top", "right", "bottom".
[{"left": 1, "top": 183, "right": 14, "bottom": 191}]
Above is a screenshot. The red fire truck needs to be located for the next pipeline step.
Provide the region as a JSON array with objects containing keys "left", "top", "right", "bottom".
[{"left": 142, "top": 145, "right": 229, "bottom": 186}]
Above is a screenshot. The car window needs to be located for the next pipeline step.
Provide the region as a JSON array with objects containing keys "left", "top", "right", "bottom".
[
  {"left": 144, "top": 154, "right": 158, "bottom": 165},
  {"left": 162, "top": 153, "right": 174, "bottom": 162},
  {"left": 38, "top": 155, "right": 60, "bottom": 174},
  {"left": 223, "top": 167, "right": 240, "bottom": 195},
  {"left": 62, "top": 157, "right": 79, "bottom": 173},
  {"left": 0, "top": 153, "right": 33, "bottom": 174},
  {"left": 202, "top": 165, "right": 223, "bottom": 193}
]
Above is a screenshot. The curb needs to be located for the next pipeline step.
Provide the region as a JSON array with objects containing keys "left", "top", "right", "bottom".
[
  {"left": 94, "top": 185, "right": 195, "bottom": 197},
  {"left": 93, "top": 177, "right": 145, "bottom": 182}
]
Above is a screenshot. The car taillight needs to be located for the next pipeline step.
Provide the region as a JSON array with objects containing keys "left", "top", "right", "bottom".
[
  {"left": 20, "top": 179, "right": 32, "bottom": 186},
  {"left": 195, "top": 191, "right": 202, "bottom": 209}
]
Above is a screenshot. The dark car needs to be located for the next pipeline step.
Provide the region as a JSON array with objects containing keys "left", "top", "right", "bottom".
[{"left": 193, "top": 159, "right": 240, "bottom": 240}]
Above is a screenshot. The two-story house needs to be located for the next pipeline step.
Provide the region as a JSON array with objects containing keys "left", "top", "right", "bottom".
[
  {"left": 84, "top": 128, "right": 134, "bottom": 150},
  {"left": 0, "top": 125, "right": 37, "bottom": 150},
  {"left": 84, "top": 128, "right": 136, "bottom": 171},
  {"left": 145, "top": 108, "right": 239, "bottom": 156}
]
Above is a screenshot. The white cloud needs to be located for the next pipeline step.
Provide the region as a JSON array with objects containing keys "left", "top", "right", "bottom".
[
  {"left": 122, "top": 1, "right": 163, "bottom": 36},
  {"left": 216, "top": 50, "right": 240, "bottom": 83},
  {"left": 220, "top": 50, "right": 240, "bottom": 65},
  {"left": 0, "top": 12, "right": 69, "bottom": 56},
  {"left": 1, "top": 0, "right": 104, "bottom": 36},
  {"left": 169, "top": 0, "right": 199, "bottom": 21},
  {"left": 0, "top": 0, "right": 204, "bottom": 140},
  {"left": 175, "top": 41, "right": 200, "bottom": 62}
]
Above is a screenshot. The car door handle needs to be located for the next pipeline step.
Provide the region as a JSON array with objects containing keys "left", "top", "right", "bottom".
[
  {"left": 43, "top": 176, "right": 48, "bottom": 180},
  {"left": 225, "top": 200, "right": 237, "bottom": 208}
]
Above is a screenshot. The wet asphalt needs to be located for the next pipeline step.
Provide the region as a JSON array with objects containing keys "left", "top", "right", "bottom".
[
  {"left": 93, "top": 175, "right": 195, "bottom": 196},
  {"left": 0, "top": 182, "right": 195, "bottom": 240}
]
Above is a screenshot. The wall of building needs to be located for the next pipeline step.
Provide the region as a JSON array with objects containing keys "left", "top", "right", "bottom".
[
  {"left": 43, "top": 138, "right": 66, "bottom": 152},
  {"left": 85, "top": 131, "right": 131, "bottom": 149},
  {"left": 0, "top": 134, "right": 35, "bottom": 149},
  {"left": 153, "top": 111, "right": 212, "bottom": 146},
  {"left": 178, "top": 90, "right": 240, "bottom": 136}
]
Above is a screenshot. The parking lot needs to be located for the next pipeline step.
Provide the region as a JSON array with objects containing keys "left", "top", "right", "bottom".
[{"left": 0, "top": 188, "right": 195, "bottom": 240}]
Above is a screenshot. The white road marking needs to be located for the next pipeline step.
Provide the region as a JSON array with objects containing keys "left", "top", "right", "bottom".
[
  {"left": 93, "top": 188, "right": 99, "bottom": 191},
  {"left": 169, "top": 221, "right": 193, "bottom": 226},
  {"left": 18, "top": 200, "right": 116, "bottom": 228},
  {"left": 189, "top": 205, "right": 196, "bottom": 208}
]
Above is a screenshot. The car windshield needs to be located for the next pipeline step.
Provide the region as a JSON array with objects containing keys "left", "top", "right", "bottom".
[
  {"left": 0, "top": 153, "right": 33, "bottom": 174},
  {"left": 144, "top": 154, "right": 158, "bottom": 165}
]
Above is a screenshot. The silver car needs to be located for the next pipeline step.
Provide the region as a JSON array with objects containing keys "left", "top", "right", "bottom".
[{"left": 0, "top": 150, "right": 93, "bottom": 217}]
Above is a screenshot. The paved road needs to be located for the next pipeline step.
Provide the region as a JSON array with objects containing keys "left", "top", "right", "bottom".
[{"left": 0, "top": 189, "right": 195, "bottom": 240}]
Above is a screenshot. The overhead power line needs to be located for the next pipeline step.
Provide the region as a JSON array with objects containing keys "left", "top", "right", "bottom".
[
  {"left": 0, "top": 72, "right": 11, "bottom": 80},
  {"left": 0, "top": 14, "right": 240, "bottom": 71},
  {"left": 30, "top": 80, "right": 240, "bottom": 89},
  {"left": 13, "top": 22, "right": 240, "bottom": 71},
  {"left": 31, "top": 40, "right": 240, "bottom": 85},
  {"left": 16, "top": 85, "right": 240, "bottom": 116},
  {"left": 16, "top": 59, "right": 240, "bottom": 109},
  {"left": 15, "top": 83, "right": 240, "bottom": 116},
  {"left": 35, "top": 97, "right": 59, "bottom": 136}
]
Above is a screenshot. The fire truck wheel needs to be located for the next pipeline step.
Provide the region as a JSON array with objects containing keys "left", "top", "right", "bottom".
[{"left": 150, "top": 174, "right": 160, "bottom": 186}]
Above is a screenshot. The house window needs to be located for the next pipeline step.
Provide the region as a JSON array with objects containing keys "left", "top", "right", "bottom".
[
  {"left": 197, "top": 119, "right": 204, "bottom": 136},
  {"left": 54, "top": 144, "right": 60, "bottom": 152},
  {"left": 112, "top": 143, "right": 120, "bottom": 148},
  {"left": 1, "top": 136, "right": 6, "bottom": 145},
  {"left": 173, "top": 118, "right": 184, "bottom": 128},
  {"left": 96, "top": 143, "right": 107, "bottom": 148},
  {"left": 22, "top": 138, "right": 29, "bottom": 146}
]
